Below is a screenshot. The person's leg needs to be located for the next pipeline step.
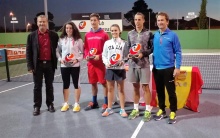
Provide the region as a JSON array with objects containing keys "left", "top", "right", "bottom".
[
  {"left": 71, "top": 67, "right": 81, "bottom": 112},
  {"left": 164, "top": 67, "right": 177, "bottom": 112},
  {"left": 117, "top": 80, "right": 125, "bottom": 109},
  {"left": 153, "top": 68, "right": 167, "bottom": 120},
  {"left": 91, "top": 83, "right": 98, "bottom": 103},
  {"left": 32, "top": 65, "right": 43, "bottom": 116},
  {"left": 96, "top": 65, "right": 108, "bottom": 112},
  {"left": 117, "top": 80, "right": 128, "bottom": 118},
  {"left": 127, "top": 68, "right": 140, "bottom": 120},
  {"left": 88, "top": 64, "right": 98, "bottom": 103},
  {"left": 153, "top": 68, "right": 166, "bottom": 111},
  {"left": 107, "top": 81, "right": 114, "bottom": 109},
  {"left": 164, "top": 67, "right": 177, "bottom": 124},
  {"left": 133, "top": 83, "right": 140, "bottom": 110},
  {"left": 142, "top": 84, "right": 152, "bottom": 122},
  {"left": 61, "top": 67, "right": 71, "bottom": 103},
  {"left": 84, "top": 64, "right": 99, "bottom": 111},
  {"left": 96, "top": 65, "right": 107, "bottom": 101},
  {"left": 44, "top": 62, "right": 55, "bottom": 109},
  {"left": 140, "top": 67, "right": 152, "bottom": 112},
  {"left": 102, "top": 80, "right": 114, "bottom": 117},
  {"left": 60, "top": 67, "right": 71, "bottom": 111},
  {"left": 33, "top": 67, "right": 43, "bottom": 108},
  {"left": 142, "top": 84, "right": 152, "bottom": 110}
]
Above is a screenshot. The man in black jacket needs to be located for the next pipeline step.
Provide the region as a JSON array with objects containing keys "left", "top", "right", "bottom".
[{"left": 26, "top": 15, "right": 59, "bottom": 116}]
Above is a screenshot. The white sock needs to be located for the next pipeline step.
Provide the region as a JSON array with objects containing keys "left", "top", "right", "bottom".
[
  {"left": 145, "top": 105, "right": 152, "bottom": 112},
  {"left": 64, "top": 102, "right": 68, "bottom": 105},
  {"left": 134, "top": 104, "right": 139, "bottom": 111},
  {"left": 74, "top": 102, "right": 79, "bottom": 107}
]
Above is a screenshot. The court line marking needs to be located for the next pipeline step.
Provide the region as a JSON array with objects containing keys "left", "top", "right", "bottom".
[
  {"left": 0, "top": 65, "right": 87, "bottom": 81},
  {"left": 131, "top": 120, "right": 144, "bottom": 138},
  {"left": 0, "top": 82, "right": 33, "bottom": 94},
  {"left": 0, "top": 74, "right": 62, "bottom": 94}
]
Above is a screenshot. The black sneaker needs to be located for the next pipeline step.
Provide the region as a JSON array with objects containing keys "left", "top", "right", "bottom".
[
  {"left": 84, "top": 102, "right": 99, "bottom": 111},
  {"left": 154, "top": 109, "right": 167, "bottom": 121},
  {"left": 167, "top": 112, "right": 176, "bottom": 124}
]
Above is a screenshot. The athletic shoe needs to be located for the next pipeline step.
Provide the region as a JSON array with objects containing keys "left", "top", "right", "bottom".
[
  {"left": 61, "top": 103, "right": 69, "bottom": 112},
  {"left": 73, "top": 104, "right": 81, "bottom": 113},
  {"left": 167, "top": 112, "right": 176, "bottom": 124},
  {"left": 128, "top": 109, "right": 139, "bottom": 120},
  {"left": 154, "top": 109, "right": 167, "bottom": 121},
  {"left": 142, "top": 110, "right": 151, "bottom": 122},
  {"left": 84, "top": 102, "right": 99, "bottom": 111},
  {"left": 119, "top": 109, "right": 128, "bottom": 118},
  {"left": 102, "top": 108, "right": 114, "bottom": 117},
  {"left": 101, "top": 104, "right": 108, "bottom": 113}
]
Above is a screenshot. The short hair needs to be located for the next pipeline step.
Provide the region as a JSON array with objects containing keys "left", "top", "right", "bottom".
[
  {"left": 135, "top": 12, "right": 145, "bottom": 20},
  {"left": 156, "top": 12, "right": 169, "bottom": 21},
  {"left": 37, "top": 15, "right": 48, "bottom": 21},
  {"left": 90, "top": 13, "right": 100, "bottom": 20}
]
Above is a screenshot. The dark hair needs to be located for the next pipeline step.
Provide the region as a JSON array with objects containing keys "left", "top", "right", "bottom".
[
  {"left": 135, "top": 12, "right": 145, "bottom": 20},
  {"left": 156, "top": 12, "right": 169, "bottom": 21},
  {"left": 110, "top": 24, "right": 122, "bottom": 36},
  {"left": 90, "top": 13, "right": 100, "bottom": 20},
  {"left": 60, "top": 22, "right": 81, "bottom": 40}
]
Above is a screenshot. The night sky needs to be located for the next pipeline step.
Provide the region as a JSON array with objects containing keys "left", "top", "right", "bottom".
[{"left": 0, "top": 0, "right": 219, "bottom": 30}]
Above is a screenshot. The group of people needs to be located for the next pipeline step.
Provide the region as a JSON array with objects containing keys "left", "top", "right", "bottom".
[{"left": 26, "top": 11, "right": 182, "bottom": 124}]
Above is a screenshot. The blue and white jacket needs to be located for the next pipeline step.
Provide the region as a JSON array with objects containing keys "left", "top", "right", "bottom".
[{"left": 153, "top": 28, "right": 182, "bottom": 69}]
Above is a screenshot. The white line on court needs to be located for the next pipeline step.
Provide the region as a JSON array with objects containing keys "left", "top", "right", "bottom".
[
  {"left": 0, "top": 74, "right": 62, "bottom": 94},
  {"left": 131, "top": 120, "right": 145, "bottom": 138},
  {"left": 0, "top": 82, "right": 33, "bottom": 94}
]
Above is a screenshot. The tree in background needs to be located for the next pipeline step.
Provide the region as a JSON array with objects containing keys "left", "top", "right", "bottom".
[
  {"left": 197, "top": 0, "right": 208, "bottom": 29},
  {"left": 124, "top": 0, "right": 157, "bottom": 30},
  {"left": 31, "top": 12, "right": 55, "bottom": 31}
]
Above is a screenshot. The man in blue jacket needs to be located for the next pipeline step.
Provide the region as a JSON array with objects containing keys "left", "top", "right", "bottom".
[{"left": 153, "top": 12, "right": 182, "bottom": 124}]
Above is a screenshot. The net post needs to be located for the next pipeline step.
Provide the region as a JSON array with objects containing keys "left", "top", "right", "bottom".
[{"left": 4, "top": 49, "right": 10, "bottom": 82}]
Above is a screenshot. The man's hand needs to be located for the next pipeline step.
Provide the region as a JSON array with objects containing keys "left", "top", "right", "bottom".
[
  {"left": 173, "top": 68, "right": 180, "bottom": 77},
  {"left": 29, "top": 70, "right": 34, "bottom": 73}
]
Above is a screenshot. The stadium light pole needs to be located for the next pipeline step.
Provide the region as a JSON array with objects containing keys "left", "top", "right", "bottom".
[
  {"left": 4, "top": 16, "right": 6, "bottom": 33},
  {"left": 10, "top": 11, "right": 15, "bottom": 32},
  {"left": 44, "top": 0, "right": 49, "bottom": 29},
  {"left": 177, "top": 12, "right": 179, "bottom": 30},
  {"left": 149, "top": 12, "right": 150, "bottom": 30}
]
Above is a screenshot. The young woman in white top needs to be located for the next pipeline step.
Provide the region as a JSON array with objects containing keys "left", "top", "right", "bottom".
[
  {"left": 56, "top": 22, "right": 84, "bottom": 112},
  {"left": 102, "top": 24, "right": 129, "bottom": 117}
]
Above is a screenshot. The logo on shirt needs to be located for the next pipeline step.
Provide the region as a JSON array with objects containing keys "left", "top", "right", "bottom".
[
  {"left": 89, "top": 48, "right": 97, "bottom": 56},
  {"left": 129, "top": 43, "right": 141, "bottom": 55},
  {"left": 79, "top": 21, "right": 86, "bottom": 30},
  {"left": 110, "top": 53, "right": 121, "bottom": 65},
  {"left": 65, "top": 53, "right": 75, "bottom": 62}
]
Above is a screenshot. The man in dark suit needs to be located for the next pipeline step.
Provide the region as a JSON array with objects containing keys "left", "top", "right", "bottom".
[{"left": 26, "top": 15, "right": 59, "bottom": 116}]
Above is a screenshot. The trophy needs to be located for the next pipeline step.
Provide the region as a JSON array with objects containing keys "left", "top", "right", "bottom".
[
  {"left": 128, "top": 43, "right": 142, "bottom": 58},
  {"left": 109, "top": 53, "right": 121, "bottom": 67},
  {"left": 65, "top": 53, "right": 75, "bottom": 64},
  {"left": 87, "top": 48, "right": 97, "bottom": 60},
  {"left": 65, "top": 53, "right": 75, "bottom": 62}
]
